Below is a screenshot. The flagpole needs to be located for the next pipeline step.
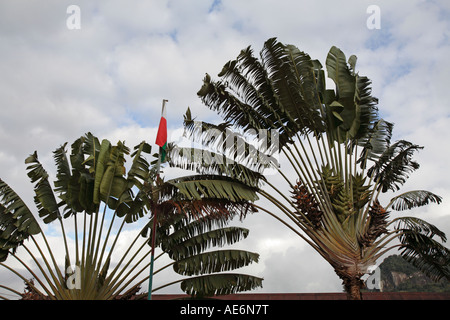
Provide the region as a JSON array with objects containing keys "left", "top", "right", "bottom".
[{"left": 148, "top": 99, "right": 168, "bottom": 301}]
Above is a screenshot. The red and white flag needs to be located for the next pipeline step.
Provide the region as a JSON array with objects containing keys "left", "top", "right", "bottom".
[{"left": 155, "top": 100, "right": 168, "bottom": 162}]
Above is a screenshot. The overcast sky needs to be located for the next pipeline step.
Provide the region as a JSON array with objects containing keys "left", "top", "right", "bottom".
[{"left": 1, "top": 0, "right": 449, "bottom": 297}]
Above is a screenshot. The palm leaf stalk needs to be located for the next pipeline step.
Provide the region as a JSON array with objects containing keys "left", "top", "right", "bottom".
[{"left": 172, "top": 38, "right": 449, "bottom": 299}]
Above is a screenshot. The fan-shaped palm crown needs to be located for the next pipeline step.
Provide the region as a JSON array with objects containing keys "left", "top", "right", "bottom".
[{"left": 170, "top": 38, "right": 449, "bottom": 300}]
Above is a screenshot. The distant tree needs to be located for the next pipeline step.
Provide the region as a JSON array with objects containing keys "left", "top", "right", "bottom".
[{"left": 376, "top": 255, "right": 450, "bottom": 292}]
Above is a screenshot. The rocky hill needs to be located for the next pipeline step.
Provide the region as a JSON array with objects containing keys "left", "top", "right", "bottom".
[{"left": 374, "top": 255, "right": 450, "bottom": 292}]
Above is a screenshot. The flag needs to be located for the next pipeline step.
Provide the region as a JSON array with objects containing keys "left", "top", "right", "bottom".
[{"left": 155, "top": 100, "right": 168, "bottom": 162}]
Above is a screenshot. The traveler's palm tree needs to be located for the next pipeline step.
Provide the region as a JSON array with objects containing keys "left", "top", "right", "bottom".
[
  {"left": 0, "top": 133, "right": 154, "bottom": 299},
  {"left": 169, "top": 38, "right": 450, "bottom": 299},
  {"left": 0, "top": 132, "right": 259, "bottom": 300}
]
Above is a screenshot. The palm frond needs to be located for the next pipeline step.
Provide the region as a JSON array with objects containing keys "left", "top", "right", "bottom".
[
  {"left": 161, "top": 175, "right": 259, "bottom": 203},
  {"left": 0, "top": 179, "right": 41, "bottom": 262},
  {"left": 66, "top": 134, "right": 98, "bottom": 215},
  {"left": 183, "top": 112, "right": 278, "bottom": 168},
  {"left": 324, "top": 46, "right": 355, "bottom": 144},
  {"left": 357, "top": 119, "right": 394, "bottom": 169},
  {"left": 284, "top": 43, "right": 326, "bottom": 133},
  {"left": 198, "top": 38, "right": 329, "bottom": 147},
  {"left": 395, "top": 216, "right": 450, "bottom": 280},
  {"left": 95, "top": 140, "right": 131, "bottom": 208},
  {"left": 112, "top": 142, "right": 153, "bottom": 223},
  {"left": 217, "top": 51, "right": 281, "bottom": 133},
  {"left": 54, "top": 142, "right": 89, "bottom": 218},
  {"left": 154, "top": 208, "right": 246, "bottom": 239},
  {"left": 141, "top": 198, "right": 255, "bottom": 244},
  {"left": 115, "top": 189, "right": 150, "bottom": 223},
  {"left": 260, "top": 38, "right": 316, "bottom": 138},
  {"left": 173, "top": 249, "right": 259, "bottom": 276},
  {"left": 324, "top": 46, "right": 380, "bottom": 145},
  {"left": 197, "top": 73, "right": 274, "bottom": 142},
  {"left": 326, "top": 46, "right": 356, "bottom": 103},
  {"left": 180, "top": 273, "right": 263, "bottom": 297},
  {"left": 80, "top": 132, "right": 101, "bottom": 172},
  {"left": 395, "top": 216, "right": 447, "bottom": 242},
  {"left": 53, "top": 143, "right": 72, "bottom": 202},
  {"left": 233, "top": 45, "right": 286, "bottom": 130},
  {"left": 25, "top": 151, "right": 61, "bottom": 224},
  {"left": 388, "top": 190, "right": 442, "bottom": 211},
  {"left": 128, "top": 141, "right": 152, "bottom": 189},
  {"left": 162, "top": 226, "right": 250, "bottom": 260},
  {"left": 398, "top": 230, "right": 450, "bottom": 281},
  {"left": 368, "top": 140, "right": 423, "bottom": 192},
  {"left": 167, "top": 144, "right": 267, "bottom": 188},
  {"left": 350, "top": 74, "right": 379, "bottom": 142}
]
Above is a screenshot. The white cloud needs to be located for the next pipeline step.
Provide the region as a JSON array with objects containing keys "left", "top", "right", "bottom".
[{"left": 1, "top": 0, "right": 449, "bottom": 298}]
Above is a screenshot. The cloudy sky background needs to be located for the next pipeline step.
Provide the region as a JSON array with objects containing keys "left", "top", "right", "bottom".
[{"left": 1, "top": 0, "right": 449, "bottom": 297}]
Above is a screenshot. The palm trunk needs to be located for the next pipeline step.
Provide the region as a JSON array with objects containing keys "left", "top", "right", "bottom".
[
  {"left": 335, "top": 268, "right": 364, "bottom": 300},
  {"left": 346, "top": 282, "right": 363, "bottom": 300},
  {"left": 343, "top": 277, "right": 364, "bottom": 300}
]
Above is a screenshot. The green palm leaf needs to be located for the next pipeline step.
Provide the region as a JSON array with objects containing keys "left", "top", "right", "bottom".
[
  {"left": 108, "top": 142, "right": 152, "bottom": 223},
  {"left": 66, "top": 134, "right": 98, "bottom": 215},
  {"left": 326, "top": 46, "right": 356, "bottom": 103},
  {"left": 180, "top": 273, "right": 263, "bottom": 297},
  {"left": 230, "top": 45, "right": 286, "bottom": 132},
  {"left": 198, "top": 74, "right": 272, "bottom": 141},
  {"left": 162, "top": 226, "right": 250, "bottom": 260},
  {"left": 152, "top": 203, "right": 262, "bottom": 298},
  {"left": 157, "top": 207, "right": 250, "bottom": 240},
  {"left": 368, "top": 140, "right": 423, "bottom": 192},
  {"left": 350, "top": 74, "right": 379, "bottom": 141},
  {"left": 173, "top": 249, "right": 260, "bottom": 276},
  {"left": 25, "top": 151, "right": 61, "bottom": 224},
  {"left": 128, "top": 141, "right": 152, "bottom": 189},
  {"left": 284, "top": 44, "right": 325, "bottom": 133},
  {"left": 0, "top": 179, "right": 41, "bottom": 262},
  {"left": 388, "top": 190, "right": 442, "bottom": 211},
  {"left": 260, "top": 38, "right": 322, "bottom": 139},
  {"left": 163, "top": 175, "right": 259, "bottom": 203},
  {"left": 93, "top": 139, "right": 129, "bottom": 206},
  {"left": 398, "top": 231, "right": 450, "bottom": 281},
  {"left": 53, "top": 142, "right": 88, "bottom": 217},
  {"left": 198, "top": 38, "right": 328, "bottom": 147},
  {"left": 168, "top": 146, "right": 267, "bottom": 188},
  {"left": 53, "top": 143, "right": 72, "bottom": 201},
  {"left": 357, "top": 119, "right": 394, "bottom": 169},
  {"left": 92, "top": 139, "right": 111, "bottom": 205},
  {"left": 394, "top": 216, "right": 447, "bottom": 242},
  {"left": 169, "top": 113, "right": 270, "bottom": 188},
  {"left": 392, "top": 216, "right": 450, "bottom": 282}
]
